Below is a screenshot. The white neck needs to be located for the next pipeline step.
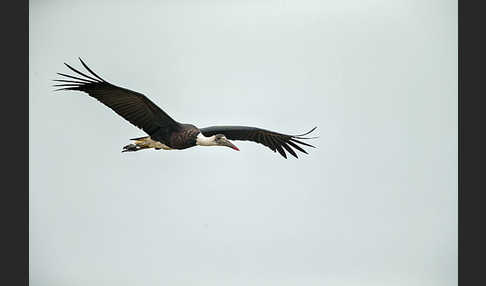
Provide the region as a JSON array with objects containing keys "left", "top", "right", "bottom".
[{"left": 196, "top": 133, "right": 217, "bottom": 146}]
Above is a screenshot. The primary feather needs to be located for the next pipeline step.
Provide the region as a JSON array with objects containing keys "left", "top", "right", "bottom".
[
  {"left": 200, "top": 126, "right": 317, "bottom": 159},
  {"left": 55, "top": 58, "right": 318, "bottom": 158},
  {"left": 54, "top": 58, "right": 180, "bottom": 135}
]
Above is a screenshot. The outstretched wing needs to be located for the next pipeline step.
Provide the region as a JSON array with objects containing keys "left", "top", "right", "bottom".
[
  {"left": 200, "top": 126, "right": 318, "bottom": 159},
  {"left": 54, "top": 58, "right": 180, "bottom": 135}
]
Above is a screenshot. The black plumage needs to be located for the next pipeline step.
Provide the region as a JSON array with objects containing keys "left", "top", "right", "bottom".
[
  {"left": 54, "top": 59, "right": 317, "bottom": 158},
  {"left": 200, "top": 126, "right": 316, "bottom": 159},
  {"left": 54, "top": 59, "right": 179, "bottom": 136}
]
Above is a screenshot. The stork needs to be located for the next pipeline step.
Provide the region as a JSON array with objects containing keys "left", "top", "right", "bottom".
[{"left": 54, "top": 59, "right": 317, "bottom": 159}]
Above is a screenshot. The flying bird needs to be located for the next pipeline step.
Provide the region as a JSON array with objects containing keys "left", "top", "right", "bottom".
[{"left": 54, "top": 58, "right": 317, "bottom": 159}]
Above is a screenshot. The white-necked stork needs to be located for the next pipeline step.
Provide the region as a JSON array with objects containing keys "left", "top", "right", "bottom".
[{"left": 54, "top": 59, "right": 317, "bottom": 159}]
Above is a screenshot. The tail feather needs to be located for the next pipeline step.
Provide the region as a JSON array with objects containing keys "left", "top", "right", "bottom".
[{"left": 130, "top": 136, "right": 149, "bottom": 141}]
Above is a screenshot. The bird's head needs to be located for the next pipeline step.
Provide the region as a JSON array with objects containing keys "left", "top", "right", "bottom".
[{"left": 213, "top": 134, "right": 240, "bottom": 151}]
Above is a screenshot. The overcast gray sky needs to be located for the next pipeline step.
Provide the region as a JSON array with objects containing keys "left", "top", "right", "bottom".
[{"left": 30, "top": 0, "right": 457, "bottom": 285}]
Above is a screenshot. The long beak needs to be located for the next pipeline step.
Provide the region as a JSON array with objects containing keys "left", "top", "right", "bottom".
[{"left": 222, "top": 139, "right": 240, "bottom": 151}]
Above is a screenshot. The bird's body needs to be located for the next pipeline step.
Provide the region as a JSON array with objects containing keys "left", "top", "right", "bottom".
[
  {"left": 149, "top": 123, "right": 201, "bottom": 150},
  {"left": 54, "top": 59, "right": 317, "bottom": 158}
]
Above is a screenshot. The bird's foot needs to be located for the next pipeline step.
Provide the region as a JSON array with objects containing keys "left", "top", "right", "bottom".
[{"left": 122, "top": 144, "right": 142, "bottom": 152}]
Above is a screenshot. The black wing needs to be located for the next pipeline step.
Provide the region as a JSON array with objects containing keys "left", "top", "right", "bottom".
[
  {"left": 54, "top": 58, "right": 180, "bottom": 135},
  {"left": 200, "top": 126, "right": 317, "bottom": 159}
]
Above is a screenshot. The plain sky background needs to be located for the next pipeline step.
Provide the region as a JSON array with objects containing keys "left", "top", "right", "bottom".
[{"left": 29, "top": 0, "right": 457, "bottom": 285}]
